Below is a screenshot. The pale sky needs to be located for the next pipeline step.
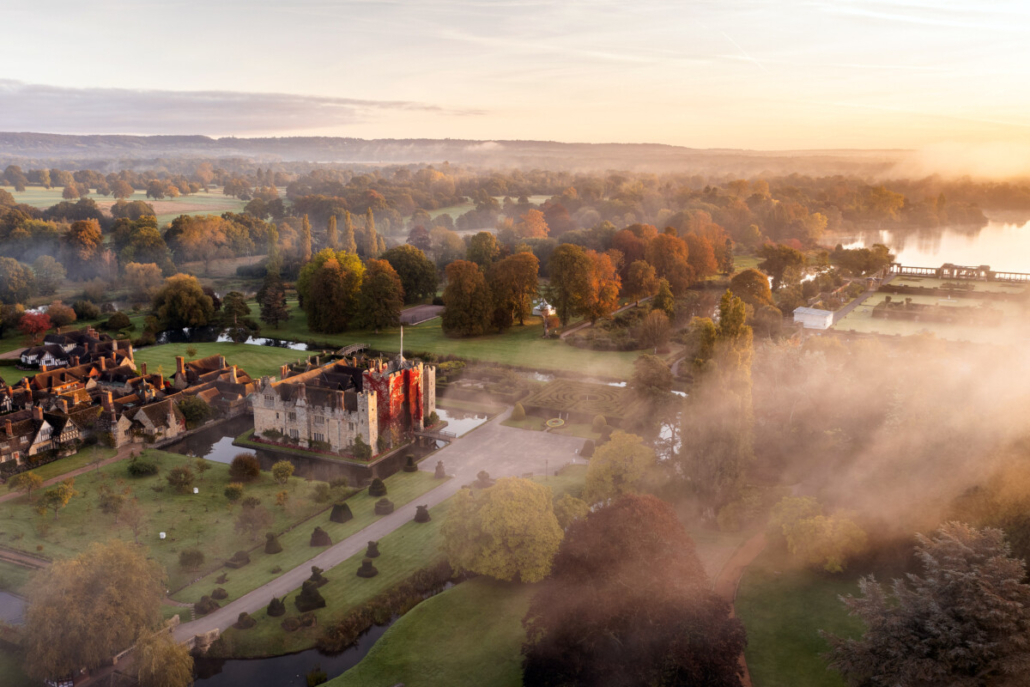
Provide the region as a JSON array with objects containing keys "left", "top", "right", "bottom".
[{"left": 2, "top": 0, "right": 1030, "bottom": 149}]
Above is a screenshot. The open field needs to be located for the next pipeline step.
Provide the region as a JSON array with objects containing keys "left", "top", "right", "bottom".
[
  {"left": 735, "top": 548, "right": 863, "bottom": 687},
  {"left": 329, "top": 577, "right": 533, "bottom": 687},
  {"left": 0, "top": 559, "right": 36, "bottom": 594},
  {"left": 1, "top": 185, "right": 247, "bottom": 226},
  {"left": 0, "top": 449, "right": 334, "bottom": 590},
  {"left": 259, "top": 298, "right": 639, "bottom": 379},
  {"left": 20, "top": 447, "right": 118, "bottom": 483},
  {"left": 172, "top": 470, "right": 442, "bottom": 605},
  {"left": 0, "top": 649, "right": 38, "bottom": 687},
  {"left": 133, "top": 342, "right": 319, "bottom": 381}
]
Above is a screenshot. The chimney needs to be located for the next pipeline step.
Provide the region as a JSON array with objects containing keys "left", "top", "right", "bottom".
[
  {"left": 230, "top": 365, "right": 238, "bottom": 384},
  {"left": 40, "top": 364, "right": 47, "bottom": 373},
  {"left": 280, "top": 364, "right": 288, "bottom": 379},
  {"left": 70, "top": 355, "right": 79, "bottom": 367},
  {"left": 176, "top": 356, "right": 185, "bottom": 376},
  {"left": 59, "top": 398, "right": 69, "bottom": 414},
  {"left": 99, "top": 357, "right": 106, "bottom": 371},
  {"left": 33, "top": 405, "right": 43, "bottom": 421},
  {"left": 142, "top": 362, "right": 147, "bottom": 376},
  {"left": 5, "top": 420, "right": 11, "bottom": 436},
  {"left": 56, "top": 327, "right": 61, "bottom": 335},
  {"left": 112, "top": 340, "right": 118, "bottom": 352},
  {"left": 218, "top": 355, "right": 226, "bottom": 370},
  {"left": 103, "top": 391, "right": 113, "bottom": 410}
]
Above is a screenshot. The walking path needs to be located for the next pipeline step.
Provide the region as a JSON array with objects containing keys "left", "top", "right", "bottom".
[
  {"left": 712, "top": 531, "right": 768, "bottom": 687},
  {"left": 0, "top": 347, "right": 26, "bottom": 360},
  {"left": 559, "top": 297, "right": 652, "bottom": 339},
  {"left": 832, "top": 275, "right": 895, "bottom": 324},
  {"left": 173, "top": 409, "right": 583, "bottom": 644},
  {"left": 0, "top": 445, "right": 136, "bottom": 505}
]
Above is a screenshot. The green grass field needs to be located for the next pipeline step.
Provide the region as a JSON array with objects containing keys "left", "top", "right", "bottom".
[
  {"left": 0, "top": 559, "right": 36, "bottom": 594},
  {"left": 0, "top": 449, "right": 336, "bottom": 590},
  {"left": 172, "top": 470, "right": 443, "bottom": 605},
  {"left": 735, "top": 548, "right": 863, "bottom": 687},
  {"left": 0, "top": 649, "right": 39, "bottom": 687},
  {"left": 329, "top": 577, "right": 534, "bottom": 687},
  {"left": 261, "top": 298, "right": 639, "bottom": 379},
  {"left": 134, "top": 342, "right": 320, "bottom": 381},
  {"left": 18, "top": 447, "right": 118, "bottom": 483}
]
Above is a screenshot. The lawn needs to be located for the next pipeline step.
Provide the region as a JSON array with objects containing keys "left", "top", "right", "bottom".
[
  {"left": 735, "top": 548, "right": 863, "bottom": 687},
  {"left": 0, "top": 559, "right": 35, "bottom": 594},
  {"left": 19, "top": 447, "right": 117, "bottom": 483},
  {"left": 520, "top": 379, "right": 635, "bottom": 423},
  {"left": 259, "top": 298, "right": 640, "bottom": 379},
  {"left": 215, "top": 465, "right": 588, "bottom": 658},
  {"left": 134, "top": 342, "right": 320, "bottom": 381},
  {"left": 501, "top": 416, "right": 600, "bottom": 441},
  {"left": 0, "top": 649, "right": 39, "bottom": 687},
  {"left": 0, "top": 449, "right": 337, "bottom": 590},
  {"left": 831, "top": 293, "right": 1025, "bottom": 343},
  {"left": 329, "top": 577, "right": 534, "bottom": 687},
  {"left": 171, "top": 469, "right": 443, "bottom": 605}
]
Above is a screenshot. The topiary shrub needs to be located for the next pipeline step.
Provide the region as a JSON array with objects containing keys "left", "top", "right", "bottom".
[
  {"left": 374, "top": 498, "right": 394, "bottom": 515},
  {"left": 434, "top": 461, "right": 446, "bottom": 479},
  {"left": 105, "top": 312, "right": 132, "bottom": 331},
  {"left": 295, "top": 579, "right": 327, "bottom": 612},
  {"left": 512, "top": 402, "right": 526, "bottom": 421},
  {"left": 229, "top": 454, "right": 261, "bottom": 482},
  {"left": 267, "top": 596, "right": 286, "bottom": 617},
  {"left": 265, "top": 532, "right": 283, "bottom": 554},
  {"left": 356, "top": 557, "right": 378, "bottom": 578},
  {"left": 352, "top": 436, "right": 372, "bottom": 460},
  {"left": 580, "top": 439, "right": 595, "bottom": 458},
  {"left": 591, "top": 414, "right": 607, "bottom": 433},
  {"left": 330, "top": 502, "right": 353, "bottom": 524},
  {"left": 308, "top": 566, "right": 328, "bottom": 587},
  {"left": 402, "top": 455, "right": 418, "bottom": 472},
  {"left": 281, "top": 616, "right": 301, "bottom": 632},
  {"left": 215, "top": 573, "right": 229, "bottom": 584},
  {"left": 195, "top": 596, "right": 220, "bottom": 616},
  {"left": 179, "top": 549, "right": 204, "bottom": 571},
  {"left": 225, "top": 550, "right": 251, "bottom": 569},
  {"left": 474, "top": 471, "right": 493, "bottom": 489},
  {"left": 414, "top": 505, "right": 431, "bottom": 523},
  {"left": 234, "top": 612, "right": 256, "bottom": 630},
  {"left": 298, "top": 612, "right": 318, "bottom": 629},
  {"left": 310, "top": 526, "right": 332, "bottom": 547},
  {"left": 127, "top": 455, "right": 159, "bottom": 477},
  {"left": 365, "top": 540, "right": 380, "bottom": 558},
  {"left": 211, "top": 587, "right": 229, "bottom": 600},
  {"left": 368, "top": 478, "right": 387, "bottom": 497},
  {"left": 310, "top": 483, "right": 331, "bottom": 503}
]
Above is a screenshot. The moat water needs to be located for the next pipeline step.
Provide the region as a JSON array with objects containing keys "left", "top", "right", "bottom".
[{"left": 0, "top": 590, "right": 25, "bottom": 625}]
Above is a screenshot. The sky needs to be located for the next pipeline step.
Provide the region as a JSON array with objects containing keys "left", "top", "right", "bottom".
[{"left": 2, "top": 0, "right": 1030, "bottom": 149}]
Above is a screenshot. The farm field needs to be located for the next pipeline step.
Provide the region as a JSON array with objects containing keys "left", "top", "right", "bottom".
[
  {"left": 735, "top": 548, "right": 862, "bottom": 687},
  {"left": 328, "top": 577, "right": 534, "bottom": 687},
  {"left": 259, "top": 298, "right": 638, "bottom": 379},
  {"left": 1, "top": 185, "right": 247, "bottom": 226}
]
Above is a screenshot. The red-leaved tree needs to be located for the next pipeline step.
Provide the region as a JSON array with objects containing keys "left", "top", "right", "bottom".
[
  {"left": 18, "top": 312, "right": 51, "bottom": 344},
  {"left": 522, "top": 494, "right": 747, "bottom": 687}
]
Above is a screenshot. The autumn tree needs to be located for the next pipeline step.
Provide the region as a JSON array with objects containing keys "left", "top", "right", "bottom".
[
  {"left": 685, "top": 233, "right": 719, "bottom": 279},
  {"left": 729, "top": 268, "right": 775, "bottom": 309},
  {"left": 826, "top": 523, "right": 1030, "bottom": 686},
  {"left": 326, "top": 214, "right": 338, "bottom": 251},
  {"left": 340, "top": 210, "right": 358, "bottom": 253},
  {"left": 443, "top": 478, "right": 563, "bottom": 582},
  {"left": 124, "top": 262, "right": 164, "bottom": 302},
  {"left": 758, "top": 243, "right": 806, "bottom": 290},
  {"left": 23, "top": 540, "right": 165, "bottom": 682},
  {"left": 0, "top": 256, "right": 36, "bottom": 304},
  {"left": 235, "top": 503, "right": 274, "bottom": 542},
  {"left": 406, "top": 224, "right": 431, "bottom": 252},
  {"left": 32, "top": 255, "right": 65, "bottom": 296},
  {"left": 135, "top": 630, "right": 194, "bottom": 687},
  {"left": 300, "top": 250, "right": 364, "bottom": 333},
  {"left": 381, "top": 244, "right": 438, "bottom": 304},
  {"left": 7, "top": 471, "right": 43, "bottom": 501},
  {"left": 18, "top": 311, "right": 51, "bottom": 344},
  {"left": 61, "top": 219, "right": 104, "bottom": 278},
  {"left": 152, "top": 274, "right": 215, "bottom": 328},
  {"left": 300, "top": 214, "right": 313, "bottom": 262},
  {"left": 522, "top": 494, "right": 746, "bottom": 687},
  {"left": 545, "top": 243, "right": 592, "bottom": 328},
  {"left": 357, "top": 259, "right": 405, "bottom": 332},
  {"left": 467, "top": 231, "right": 500, "bottom": 270},
  {"left": 259, "top": 273, "right": 289, "bottom": 329},
  {"left": 489, "top": 251, "right": 539, "bottom": 330},
  {"left": 515, "top": 209, "right": 549, "bottom": 239},
  {"left": 441, "top": 260, "right": 492, "bottom": 337},
  {"left": 623, "top": 259, "right": 659, "bottom": 305},
  {"left": 646, "top": 233, "right": 693, "bottom": 295},
  {"left": 583, "top": 431, "right": 655, "bottom": 504},
  {"left": 271, "top": 460, "right": 295, "bottom": 486},
  {"left": 637, "top": 310, "right": 671, "bottom": 351},
  {"left": 364, "top": 208, "right": 381, "bottom": 258},
  {"left": 221, "top": 291, "right": 251, "bottom": 324},
  {"left": 581, "top": 250, "right": 621, "bottom": 323}
]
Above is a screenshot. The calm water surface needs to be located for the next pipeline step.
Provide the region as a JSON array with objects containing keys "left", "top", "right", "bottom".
[{"left": 0, "top": 591, "right": 25, "bottom": 625}]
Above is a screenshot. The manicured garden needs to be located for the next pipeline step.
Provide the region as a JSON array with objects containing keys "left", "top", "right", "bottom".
[
  {"left": 134, "top": 342, "right": 319, "bottom": 381},
  {"left": 171, "top": 469, "right": 443, "bottom": 605},
  {"left": 519, "top": 379, "right": 635, "bottom": 424},
  {"left": 329, "top": 577, "right": 535, "bottom": 687},
  {"left": 735, "top": 548, "right": 863, "bottom": 687}
]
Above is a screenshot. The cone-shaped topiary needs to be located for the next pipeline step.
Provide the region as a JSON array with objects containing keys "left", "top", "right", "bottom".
[
  {"left": 365, "top": 540, "right": 380, "bottom": 558},
  {"left": 512, "top": 402, "right": 526, "bottom": 420},
  {"left": 374, "top": 498, "right": 394, "bottom": 515},
  {"left": 211, "top": 587, "right": 228, "bottom": 600},
  {"left": 356, "top": 557, "right": 379, "bottom": 578},
  {"left": 308, "top": 565, "right": 328, "bottom": 587},
  {"left": 295, "top": 579, "right": 327, "bottom": 612},
  {"left": 591, "top": 414, "right": 607, "bottom": 433},
  {"left": 434, "top": 460, "right": 446, "bottom": 479},
  {"left": 580, "top": 439, "right": 595, "bottom": 457},
  {"left": 310, "top": 526, "right": 332, "bottom": 547},
  {"left": 225, "top": 550, "right": 251, "bottom": 568},
  {"left": 195, "top": 596, "right": 220, "bottom": 616},
  {"left": 414, "top": 505, "right": 431, "bottom": 523},
  {"left": 265, "top": 532, "right": 283, "bottom": 554},
  {"left": 402, "top": 455, "right": 417, "bottom": 472},
  {"left": 330, "top": 501, "right": 353, "bottom": 523},
  {"left": 267, "top": 596, "right": 286, "bottom": 617},
  {"left": 474, "top": 470, "right": 493, "bottom": 489},
  {"left": 368, "top": 478, "right": 387, "bottom": 497},
  {"left": 234, "top": 612, "right": 256, "bottom": 630}
]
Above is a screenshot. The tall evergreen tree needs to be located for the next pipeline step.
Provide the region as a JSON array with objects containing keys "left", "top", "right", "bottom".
[
  {"left": 326, "top": 215, "right": 338, "bottom": 251},
  {"left": 365, "top": 208, "right": 380, "bottom": 258},
  {"left": 300, "top": 214, "right": 313, "bottom": 262},
  {"left": 258, "top": 272, "right": 289, "bottom": 329},
  {"left": 266, "top": 224, "right": 281, "bottom": 277},
  {"left": 341, "top": 211, "right": 357, "bottom": 253}
]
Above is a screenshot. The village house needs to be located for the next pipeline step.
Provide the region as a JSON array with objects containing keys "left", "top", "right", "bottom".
[
  {"left": 19, "top": 326, "right": 133, "bottom": 370},
  {"left": 253, "top": 354, "right": 435, "bottom": 456}
]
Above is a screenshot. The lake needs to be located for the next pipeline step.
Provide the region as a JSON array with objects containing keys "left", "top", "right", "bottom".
[{"left": 831, "top": 217, "right": 1030, "bottom": 272}]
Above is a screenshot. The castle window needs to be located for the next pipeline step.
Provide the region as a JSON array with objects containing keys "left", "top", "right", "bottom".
[
  {"left": 313, "top": 432, "right": 325, "bottom": 443},
  {"left": 288, "top": 412, "right": 297, "bottom": 422},
  {"left": 314, "top": 416, "right": 324, "bottom": 425},
  {"left": 290, "top": 429, "right": 299, "bottom": 439},
  {"left": 264, "top": 394, "right": 274, "bottom": 406},
  {"left": 348, "top": 422, "right": 356, "bottom": 431}
]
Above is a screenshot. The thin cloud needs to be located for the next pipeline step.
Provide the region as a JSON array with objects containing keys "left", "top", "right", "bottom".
[{"left": 0, "top": 80, "right": 483, "bottom": 136}]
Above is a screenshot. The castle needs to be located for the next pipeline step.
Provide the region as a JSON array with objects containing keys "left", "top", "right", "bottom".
[{"left": 253, "top": 354, "right": 435, "bottom": 457}]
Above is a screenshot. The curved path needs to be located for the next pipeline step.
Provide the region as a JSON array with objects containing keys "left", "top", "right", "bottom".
[
  {"left": 713, "top": 532, "right": 768, "bottom": 687},
  {"left": 172, "top": 410, "right": 584, "bottom": 644},
  {"left": 0, "top": 446, "right": 136, "bottom": 504}
]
